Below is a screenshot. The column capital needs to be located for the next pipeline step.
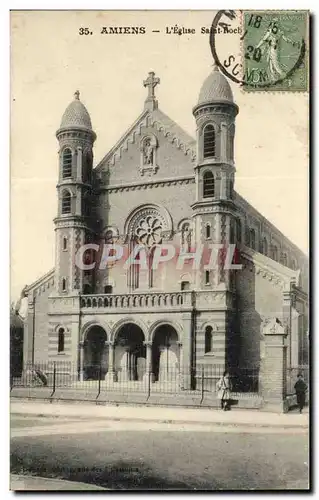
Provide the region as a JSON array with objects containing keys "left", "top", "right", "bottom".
[
  {"left": 143, "top": 341, "right": 152, "bottom": 347},
  {"left": 106, "top": 341, "right": 115, "bottom": 347},
  {"left": 177, "top": 341, "right": 183, "bottom": 347},
  {"left": 79, "top": 341, "right": 85, "bottom": 348}
]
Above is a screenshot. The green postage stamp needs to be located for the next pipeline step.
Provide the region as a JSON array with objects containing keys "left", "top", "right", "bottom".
[{"left": 242, "top": 10, "right": 308, "bottom": 91}]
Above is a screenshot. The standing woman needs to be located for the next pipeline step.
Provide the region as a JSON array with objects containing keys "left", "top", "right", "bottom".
[{"left": 216, "top": 371, "right": 232, "bottom": 411}]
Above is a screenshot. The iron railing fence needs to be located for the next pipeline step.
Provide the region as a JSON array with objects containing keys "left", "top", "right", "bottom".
[
  {"left": 11, "top": 362, "right": 261, "bottom": 398},
  {"left": 196, "top": 365, "right": 260, "bottom": 394},
  {"left": 286, "top": 365, "right": 309, "bottom": 396}
]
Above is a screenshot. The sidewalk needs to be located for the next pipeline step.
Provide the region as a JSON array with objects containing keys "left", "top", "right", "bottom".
[
  {"left": 10, "top": 474, "right": 106, "bottom": 491},
  {"left": 10, "top": 400, "right": 309, "bottom": 429}
]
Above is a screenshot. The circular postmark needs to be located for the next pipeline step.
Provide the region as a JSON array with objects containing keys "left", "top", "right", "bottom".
[{"left": 210, "top": 10, "right": 307, "bottom": 90}]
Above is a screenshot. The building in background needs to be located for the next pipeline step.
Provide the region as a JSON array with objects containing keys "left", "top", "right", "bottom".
[{"left": 21, "top": 66, "right": 308, "bottom": 389}]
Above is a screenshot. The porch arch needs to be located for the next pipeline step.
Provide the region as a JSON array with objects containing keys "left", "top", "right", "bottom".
[
  {"left": 150, "top": 321, "right": 182, "bottom": 382},
  {"left": 112, "top": 320, "right": 147, "bottom": 382},
  {"left": 81, "top": 320, "right": 110, "bottom": 343},
  {"left": 110, "top": 317, "right": 149, "bottom": 343},
  {"left": 81, "top": 323, "right": 108, "bottom": 380},
  {"left": 148, "top": 319, "right": 183, "bottom": 343}
]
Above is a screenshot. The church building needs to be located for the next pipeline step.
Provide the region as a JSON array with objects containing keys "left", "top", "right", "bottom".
[{"left": 22, "top": 66, "right": 308, "bottom": 389}]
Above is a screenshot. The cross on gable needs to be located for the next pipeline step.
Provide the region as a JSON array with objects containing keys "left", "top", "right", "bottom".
[
  {"left": 144, "top": 71, "right": 160, "bottom": 98},
  {"left": 143, "top": 71, "right": 160, "bottom": 110}
]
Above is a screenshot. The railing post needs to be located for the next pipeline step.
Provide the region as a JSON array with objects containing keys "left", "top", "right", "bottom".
[
  {"left": 200, "top": 365, "right": 204, "bottom": 404},
  {"left": 96, "top": 362, "right": 102, "bottom": 401},
  {"left": 50, "top": 361, "right": 56, "bottom": 398},
  {"left": 146, "top": 370, "right": 151, "bottom": 401}
]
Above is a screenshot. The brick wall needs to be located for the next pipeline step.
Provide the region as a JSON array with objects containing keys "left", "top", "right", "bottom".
[{"left": 236, "top": 258, "right": 285, "bottom": 368}]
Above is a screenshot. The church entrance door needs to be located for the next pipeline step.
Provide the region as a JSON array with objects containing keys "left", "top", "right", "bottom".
[
  {"left": 152, "top": 325, "right": 180, "bottom": 384},
  {"left": 115, "top": 324, "right": 146, "bottom": 382},
  {"left": 84, "top": 326, "right": 108, "bottom": 380}
]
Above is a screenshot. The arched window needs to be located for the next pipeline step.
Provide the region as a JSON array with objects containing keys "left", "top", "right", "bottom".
[
  {"left": 62, "top": 236, "right": 68, "bottom": 251},
  {"left": 61, "top": 190, "right": 71, "bottom": 214},
  {"left": 84, "top": 150, "right": 93, "bottom": 183},
  {"left": 205, "top": 326, "right": 213, "bottom": 353},
  {"left": 250, "top": 229, "right": 256, "bottom": 250},
  {"left": 58, "top": 328, "right": 65, "bottom": 353},
  {"left": 205, "top": 270, "right": 210, "bottom": 285},
  {"left": 263, "top": 237, "right": 268, "bottom": 256},
  {"left": 272, "top": 245, "right": 278, "bottom": 261},
  {"left": 83, "top": 284, "right": 92, "bottom": 295},
  {"left": 203, "top": 171, "right": 215, "bottom": 198},
  {"left": 181, "top": 281, "right": 190, "bottom": 291},
  {"left": 236, "top": 219, "right": 242, "bottom": 243},
  {"left": 282, "top": 253, "right": 287, "bottom": 267},
  {"left": 203, "top": 124, "right": 216, "bottom": 158},
  {"left": 291, "top": 258, "right": 297, "bottom": 270},
  {"left": 229, "top": 125, "right": 235, "bottom": 161},
  {"left": 62, "top": 278, "right": 67, "bottom": 292},
  {"left": 62, "top": 148, "right": 72, "bottom": 179},
  {"left": 205, "top": 223, "right": 211, "bottom": 239}
]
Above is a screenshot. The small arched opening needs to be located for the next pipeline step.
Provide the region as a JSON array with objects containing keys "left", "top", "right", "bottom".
[
  {"left": 83, "top": 325, "right": 108, "bottom": 380},
  {"left": 114, "top": 323, "right": 146, "bottom": 381}
]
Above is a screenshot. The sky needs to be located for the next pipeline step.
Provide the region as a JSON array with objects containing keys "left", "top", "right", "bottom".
[{"left": 10, "top": 10, "right": 309, "bottom": 300}]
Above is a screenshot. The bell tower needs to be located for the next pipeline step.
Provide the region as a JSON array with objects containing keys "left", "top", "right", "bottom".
[
  {"left": 54, "top": 91, "right": 96, "bottom": 295},
  {"left": 192, "top": 64, "right": 239, "bottom": 290}
]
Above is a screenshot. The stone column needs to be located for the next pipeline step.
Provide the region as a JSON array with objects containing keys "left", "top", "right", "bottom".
[
  {"left": 143, "top": 341, "right": 153, "bottom": 383},
  {"left": 177, "top": 341, "right": 183, "bottom": 389},
  {"left": 220, "top": 171, "right": 226, "bottom": 200},
  {"left": 260, "top": 318, "right": 288, "bottom": 412},
  {"left": 105, "top": 341, "right": 116, "bottom": 382},
  {"left": 119, "top": 348, "right": 131, "bottom": 382},
  {"left": 283, "top": 286, "right": 292, "bottom": 369},
  {"left": 79, "top": 341, "right": 84, "bottom": 382},
  {"left": 158, "top": 345, "right": 169, "bottom": 382},
  {"left": 182, "top": 313, "right": 193, "bottom": 389},
  {"left": 24, "top": 295, "right": 35, "bottom": 368}
]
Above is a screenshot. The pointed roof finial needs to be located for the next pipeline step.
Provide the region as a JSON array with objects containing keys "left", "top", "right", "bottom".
[
  {"left": 212, "top": 61, "right": 219, "bottom": 72},
  {"left": 74, "top": 90, "right": 80, "bottom": 100}
]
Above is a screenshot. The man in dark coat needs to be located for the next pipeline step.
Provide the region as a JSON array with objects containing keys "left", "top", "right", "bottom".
[{"left": 294, "top": 373, "right": 308, "bottom": 414}]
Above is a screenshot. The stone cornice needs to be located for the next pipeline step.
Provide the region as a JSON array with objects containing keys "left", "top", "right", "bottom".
[
  {"left": 241, "top": 245, "right": 299, "bottom": 287},
  {"left": 95, "top": 175, "right": 195, "bottom": 193},
  {"left": 25, "top": 268, "right": 55, "bottom": 295},
  {"left": 57, "top": 180, "right": 92, "bottom": 189},
  {"left": 191, "top": 198, "right": 237, "bottom": 215}
]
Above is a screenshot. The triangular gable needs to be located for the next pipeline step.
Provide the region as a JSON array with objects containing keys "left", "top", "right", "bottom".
[
  {"left": 94, "top": 108, "right": 196, "bottom": 176},
  {"left": 150, "top": 109, "right": 196, "bottom": 156},
  {"left": 262, "top": 317, "right": 286, "bottom": 335}
]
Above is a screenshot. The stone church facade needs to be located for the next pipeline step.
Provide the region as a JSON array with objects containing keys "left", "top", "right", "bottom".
[{"left": 22, "top": 67, "right": 308, "bottom": 390}]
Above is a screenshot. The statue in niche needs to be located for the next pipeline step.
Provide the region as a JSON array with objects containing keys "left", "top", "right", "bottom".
[
  {"left": 143, "top": 138, "right": 154, "bottom": 165},
  {"left": 181, "top": 224, "right": 192, "bottom": 253}
]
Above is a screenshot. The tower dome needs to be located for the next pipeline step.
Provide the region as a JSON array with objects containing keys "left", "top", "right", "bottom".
[
  {"left": 198, "top": 65, "right": 234, "bottom": 105},
  {"left": 59, "top": 90, "right": 92, "bottom": 130}
]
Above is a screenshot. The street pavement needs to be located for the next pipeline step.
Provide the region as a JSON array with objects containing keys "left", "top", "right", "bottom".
[
  {"left": 10, "top": 401, "right": 309, "bottom": 491},
  {"left": 10, "top": 399, "right": 309, "bottom": 429},
  {"left": 11, "top": 417, "right": 309, "bottom": 490},
  {"left": 10, "top": 474, "right": 107, "bottom": 491}
]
